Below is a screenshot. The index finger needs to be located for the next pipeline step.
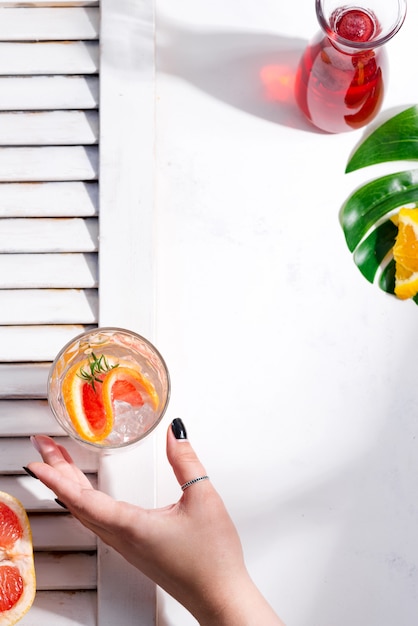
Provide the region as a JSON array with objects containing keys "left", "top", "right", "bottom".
[
  {"left": 28, "top": 435, "right": 93, "bottom": 490},
  {"left": 28, "top": 436, "right": 125, "bottom": 531}
]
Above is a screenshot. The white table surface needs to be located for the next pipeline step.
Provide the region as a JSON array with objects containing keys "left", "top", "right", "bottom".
[{"left": 153, "top": 2, "right": 418, "bottom": 624}]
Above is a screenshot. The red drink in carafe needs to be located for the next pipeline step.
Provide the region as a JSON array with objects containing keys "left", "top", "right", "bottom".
[{"left": 295, "top": 8, "right": 386, "bottom": 133}]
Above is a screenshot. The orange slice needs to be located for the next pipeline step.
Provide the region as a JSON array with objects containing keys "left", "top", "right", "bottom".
[
  {"left": 0, "top": 491, "right": 36, "bottom": 624},
  {"left": 393, "top": 208, "right": 418, "bottom": 299},
  {"left": 62, "top": 357, "right": 159, "bottom": 443},
  {"left": 394, "top": 263, "right": 418, "bottom": 300},
  {"left": 393, "top": 208, "right": 418, "bottom": 273}
]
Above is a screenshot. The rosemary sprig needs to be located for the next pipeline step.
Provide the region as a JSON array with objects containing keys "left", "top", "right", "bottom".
[{"left": 77, "top": 352, "right": 119, "bottom": 391}]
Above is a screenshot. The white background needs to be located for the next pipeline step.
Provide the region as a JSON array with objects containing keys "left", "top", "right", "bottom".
[{"left": 152, "top": 1, "right": 418, "bottom": 624}]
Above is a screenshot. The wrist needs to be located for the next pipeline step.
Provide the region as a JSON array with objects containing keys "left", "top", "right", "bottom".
[{"left": 194, "top": 571, "right": 285, "bottom": 626}]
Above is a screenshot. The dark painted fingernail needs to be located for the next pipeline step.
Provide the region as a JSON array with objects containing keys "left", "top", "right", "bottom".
[
  {"left": 172, "top": 418, "right": 187, "bottom": 440},
  {"left": 55, "top": 498, "right": 68, "bottom": 510},
  {"left": 23, "top": 466, "right": 39, "bottom": 479}
]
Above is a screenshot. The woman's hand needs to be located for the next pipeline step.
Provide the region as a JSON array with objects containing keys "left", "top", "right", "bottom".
[{"left": 27, "top": 419, "right": 284, "bottom": 626}]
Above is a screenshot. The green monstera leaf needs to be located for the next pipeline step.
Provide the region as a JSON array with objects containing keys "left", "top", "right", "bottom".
[
  {"left": 341, "top": 106, "right": 418, "bottom": 304},
  {"left": 346, "top": 105, "right": 418, "bottom": 173}
]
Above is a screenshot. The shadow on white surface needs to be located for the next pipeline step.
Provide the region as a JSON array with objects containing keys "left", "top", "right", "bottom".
[{"left": 157, "top": 15, "right": 321, "bottom": 132}]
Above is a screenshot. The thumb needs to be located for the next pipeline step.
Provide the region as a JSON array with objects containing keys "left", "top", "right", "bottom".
[{"left": 166, "top": 419, "right": 209, "bottom": 491}]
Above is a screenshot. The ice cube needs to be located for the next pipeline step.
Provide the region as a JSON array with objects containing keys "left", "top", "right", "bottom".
[{"left": 107, "top": 400, "right": 156, "bottom": 443}]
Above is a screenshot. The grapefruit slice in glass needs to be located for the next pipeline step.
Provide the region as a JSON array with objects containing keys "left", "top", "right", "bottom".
[
  {"left": 62, "top": 357, "right": 114, "bottom": 443},
  {"left": 102, "top": 364, "right": 159, "bottom": 414},
  {"left": 62, "top": 357, "right": 159, "bottom": 443},
  {"left": 0, "top": 491, "right": 36, "bottom": 624}
]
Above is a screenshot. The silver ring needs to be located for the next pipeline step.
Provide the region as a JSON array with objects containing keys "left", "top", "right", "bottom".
[{"left": 181, "top": 475, "right": 210, "bottom": 491}]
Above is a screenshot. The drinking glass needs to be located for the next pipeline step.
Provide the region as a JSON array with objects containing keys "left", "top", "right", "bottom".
[
  {"left": 295, "top": 0, "right": 407, "bottom": 133},
  {"left": 48, "top": 327, "right": 170, "bottom": 450}
]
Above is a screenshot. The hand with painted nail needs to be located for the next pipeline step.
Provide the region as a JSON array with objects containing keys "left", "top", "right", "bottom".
[{"left": 27, "top": 419, "right": 284, "bottom": 626}]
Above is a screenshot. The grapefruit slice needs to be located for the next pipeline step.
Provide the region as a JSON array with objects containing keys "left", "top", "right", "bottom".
[
  {"left": 102, "top": 365, "right": 159, "bottom": 414},
  {"left": 62, "top": 357, "right": 114, "bottom": 443},
  {"left": 62, "top": 356, "right": 159, "bottom": 443},
  {"left": 0, "top": 492, "right": 35, "bottom": 624}
]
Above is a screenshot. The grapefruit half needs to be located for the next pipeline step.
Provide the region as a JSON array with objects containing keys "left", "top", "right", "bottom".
[{"left": 0, "top": 491, "right": 35, "bottom": 625}]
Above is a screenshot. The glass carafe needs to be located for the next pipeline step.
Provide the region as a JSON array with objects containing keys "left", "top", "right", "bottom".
[{"left": 295, "top": 0, "right": 407, "bottom": 133}]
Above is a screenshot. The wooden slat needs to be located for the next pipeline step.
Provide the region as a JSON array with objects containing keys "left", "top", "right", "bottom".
[
  {"left": 97, "top": 1, "right": 157, "bottom": 623},
  {"left": 0, "top": 253, "right": 98, "bottom": 288},
  {"left": 0, "top": 363, "right": 50, "bottom": 397},
  {"left": 35, "top": 552, "right": 97, "bottom": 590},
  {"left": 30, "top": 514, "right": 97, "bottom": 551},
  {"left": 0, "top": 218, "right": 98, "bottom": 253},
  {"left": 0, "top": 437, "right": 99, "bottom": 473},
  {"left": 0, "top": 324, "right": 93, "bottom": 361},
  {"left": 0, "top": 111, "right": 99, "bottom": 145},
  {"left": 0, "top": 182, "right": 98, "bottom": 218},
  {"left": 0, "top": 42, "right": 99, "bottom": 75},
  {"left": 0, "top": 7, "right": 103, "bottom": 624},
  {"left": 0, "top": 76, "right": 99, "bottom": 111},
  {"left": 0, "top": 476, "right": 65, "bottom": 512},
  {"left": 0, "top": 146, "right": 98, "bottom": 181},
  {"left": 0, "top": 8, "right": 99, "bottom": 41},
  {"left": 0, "top": 1, "right": 98, "bottom": 5},
  {"left": 0, "top": 400, "right": 65, "bottom": 435},
  {"left": 0, "top": 475, "right": 98, "bottom": 511},
  {"left": 21, "top": 591, "right": 96, "bottom": 626},
  {"left": 0, "top": 289, "right": 98, "bottom": 324}
]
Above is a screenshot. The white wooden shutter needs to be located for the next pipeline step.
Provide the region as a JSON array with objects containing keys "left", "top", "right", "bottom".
[{"left": 0, "top": 1, "right": 157, "bottom": 624}]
